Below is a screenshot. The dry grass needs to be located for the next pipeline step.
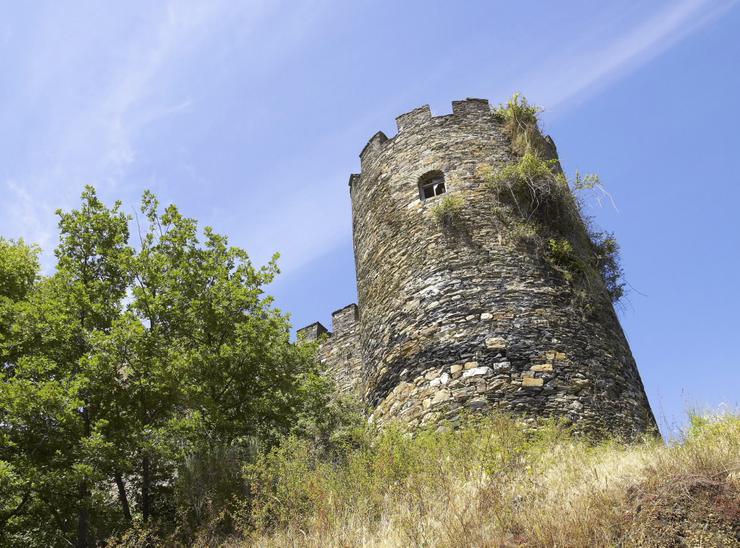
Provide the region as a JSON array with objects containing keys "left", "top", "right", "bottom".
[{"left": 190, "top": 412, "right": 739, "bottom": 547}]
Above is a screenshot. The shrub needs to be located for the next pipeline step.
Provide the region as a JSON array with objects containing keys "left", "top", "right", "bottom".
[
  {"left": 431, "top": 194, "right": 465, "bottom": 230},
  {"left": 241, "top": 411, "right": 739, "bottom": 547},
  {"left": 480, "top": 95, "right": 628, "bottom": 307},
  {"left": 547, "top": 238, "right": 582, "bottom": 282},
  {"left": 483, "top": 152, "right": 563, "bottom": 223},
  {"left": 173, "top": 444, "right": 256, "bottom": 539},
  {"left": 590, "top": 231, "right": 625, "bottom": 303},
  {"left": 493, "top": 92, "right": 543, "bottom": 156}
]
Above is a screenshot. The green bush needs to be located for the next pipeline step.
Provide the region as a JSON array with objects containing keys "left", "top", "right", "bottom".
[
  {"left": 589, "top": 231, "right": 625, "bottom": 303},
  {"left": 431, "top": 194, "right": 465, "bottom": 230},
  {"left": 483, "top": 151, "right": 563, "bottom": 222},
  {"left": 493, "top": 92, "right": 543, "bottom": 156},
  {"left": 547, "top": 238, "right": 581, "bottom": 281},
  {"left": 173, "top": 444, "right": 255, "bottom": 538},
  {"left": 480, "top": 94, "right": 628, "bottom": 307},
  {"left": 241, "top": 412, "right": 739, "bottom": 547}
]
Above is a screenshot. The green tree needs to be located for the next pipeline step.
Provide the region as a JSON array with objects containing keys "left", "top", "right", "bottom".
[
  {"left": 0, "top": 187, "right": 131, "bottom": 546},
  {"left": 0, "top": 238, "right": 40, "bottom": 542},
  {"left": 0, "top": 238, "right": 39, "bottom": 364},
  {"left": 117, "top": 193, "right": 327, "bottom": 531},
  {"left": 0, "top": 187, "right": 334, "bottom": 545}
]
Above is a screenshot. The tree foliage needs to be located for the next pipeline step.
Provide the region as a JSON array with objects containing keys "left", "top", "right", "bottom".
[{"left": 0, "top": 187, "right": 333, "bottom": 546}]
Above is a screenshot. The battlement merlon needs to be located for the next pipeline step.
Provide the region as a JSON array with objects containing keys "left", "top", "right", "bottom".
[
  {"left": 348, "top": 173, "right": 360, "bottom": 190},
  {"left": 296, "top": 303, "right": 359, "bottom": 342},
  {"left": 395, "top": 104, "right": 432, "bottom": 132},
  {"left": 451, "top": 97, "right": 491, "bottom": 116},
  {"left": 357, "top": 98, "right": 497, "bottom": 169},
  {"left": 331, "top": 303, "right": 359, "bottom": 335},
  {"left": 296, "top": 321, "right": 330, "bottom": 342},
  {"left": 359, "top": 131, "right": 389, "bottom": 168}
]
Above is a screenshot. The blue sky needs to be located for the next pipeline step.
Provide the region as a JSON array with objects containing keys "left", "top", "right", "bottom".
[{"left": 1, "top": 0, "right": 738, "bottom": 436}]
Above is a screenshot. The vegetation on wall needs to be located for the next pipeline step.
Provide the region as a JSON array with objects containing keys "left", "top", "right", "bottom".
[
  {"left": 431, "top": 193, "right": 466, "bottom": 231},
  {"left": 492, "top": 92, "right": 543, "bottom": 157},
  {"left": 483, "top": 93, "right": 626, "bottom": 307},
  {"left": 479, "top": 152, "right": 563, "bottom": 223}
]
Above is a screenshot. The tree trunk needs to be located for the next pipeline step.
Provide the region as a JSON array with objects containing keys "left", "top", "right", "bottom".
[
  {"left": 114, "top": 472, "right": 132, "bottom": 523},
  {"left": 76, "top": 407, "right": 91, "bottom": 548},
  {"left": 142, "top": 455, "right": 151, "bottom": 523},
  {"left": 76, "top": 480, "right": 89, "bottom": 548}
]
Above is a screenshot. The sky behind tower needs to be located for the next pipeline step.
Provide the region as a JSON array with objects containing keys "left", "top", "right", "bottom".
[{"left": 1, "top": 0, "right": 738, "bottom": 436}]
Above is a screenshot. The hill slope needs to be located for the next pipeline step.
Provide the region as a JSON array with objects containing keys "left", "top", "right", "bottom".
[{"left": 162, "top": 412, "right": 740, "bottom": 547}]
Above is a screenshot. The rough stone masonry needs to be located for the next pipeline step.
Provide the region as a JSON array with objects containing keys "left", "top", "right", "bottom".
[{"left": 298, "top": 98, "right": 657, "bottom": 439}]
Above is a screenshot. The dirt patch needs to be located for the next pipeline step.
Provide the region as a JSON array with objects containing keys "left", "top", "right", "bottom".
[{"left": 622, "top": 474, "right": 740, "bottom": 547}]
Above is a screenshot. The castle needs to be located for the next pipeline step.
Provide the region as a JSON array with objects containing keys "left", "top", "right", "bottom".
[{"left": 299, "top": 98, "right": 657, "bottom": 438}]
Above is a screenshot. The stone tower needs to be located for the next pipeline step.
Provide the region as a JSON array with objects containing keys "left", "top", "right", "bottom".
[{"left": 299, "top": 98, "right": 657, "bottom": 439}]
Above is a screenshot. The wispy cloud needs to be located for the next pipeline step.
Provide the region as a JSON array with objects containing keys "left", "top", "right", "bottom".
[
  {"left": 4, "top": 179, "right": 56, "bottom": 253},
  {"left": 240, "top": 165, "right": 354, "bottom": 275},
  {"left": 260, "top": 1, "right": 739, "bottom": 278},
  {"left": 0, "top": 1, "right": 274, "bottom": 269},
  {"left": 1, "top": 0, "right": 734, "bottom": 278},
  {"left": 517, "top": 0, "right": 737, "bottom": 111}
]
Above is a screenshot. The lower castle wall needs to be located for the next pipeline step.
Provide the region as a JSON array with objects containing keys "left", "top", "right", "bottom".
[
  {"left": 321, "top": 305, "right": 363, "bottom": 395},
  {"left": 358, "top": 220, "right": 657, "bottom": 438},
  {"left": 299, "top": 305, "right": 364, "bottom": 396}
]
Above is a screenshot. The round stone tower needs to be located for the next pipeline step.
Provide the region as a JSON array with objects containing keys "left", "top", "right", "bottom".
[{"left": 349, "top": 98, "right": 657, "bottom": 438}]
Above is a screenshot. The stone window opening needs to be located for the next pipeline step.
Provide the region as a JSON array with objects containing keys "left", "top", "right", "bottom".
[{"left": 419, "top": 171, "right": 446, "bottom": 200}]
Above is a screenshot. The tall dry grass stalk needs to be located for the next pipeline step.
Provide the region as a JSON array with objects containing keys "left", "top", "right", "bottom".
[{"left": 193, "top": 412, "right": 738, "bottom": 547}]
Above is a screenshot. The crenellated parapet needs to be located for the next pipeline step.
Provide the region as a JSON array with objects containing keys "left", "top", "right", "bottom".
[
  {"left": 297, "top": 321, "right": 329, "bottom": 341},
  {"left": 357, "top": 98, "right": 499, "bottom": 172},
  {"left": 395, "top": 104, "right": 432, "bottom": 132},
  {"left": 359, "top": 131, "right": 389, "bottom": 169},
  {"left": 331, "top": 303, "right": 359, "bottom": 334},
  {"left": 298, "top": 303, "right": 363, "bottom": 396},
  {"left": 451, "top": 97, "right": 492, "bottom": 116}
]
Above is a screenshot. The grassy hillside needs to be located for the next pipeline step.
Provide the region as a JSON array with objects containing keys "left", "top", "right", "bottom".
[{"left": 146, "top": 411, "right": 740, "bottom": 547}]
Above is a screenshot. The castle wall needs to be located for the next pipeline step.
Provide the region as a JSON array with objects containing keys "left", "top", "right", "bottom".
[
  {"left": 350, "top": 99, "right": 657, "bottom": 438},
  {"left": 298, "top": 305, "right": 364, "bottom": 396}
]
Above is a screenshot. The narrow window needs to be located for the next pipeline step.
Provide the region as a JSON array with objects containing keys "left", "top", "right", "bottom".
[{"left": 419, "top": 171, "right": 446, "bottom": 200}]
